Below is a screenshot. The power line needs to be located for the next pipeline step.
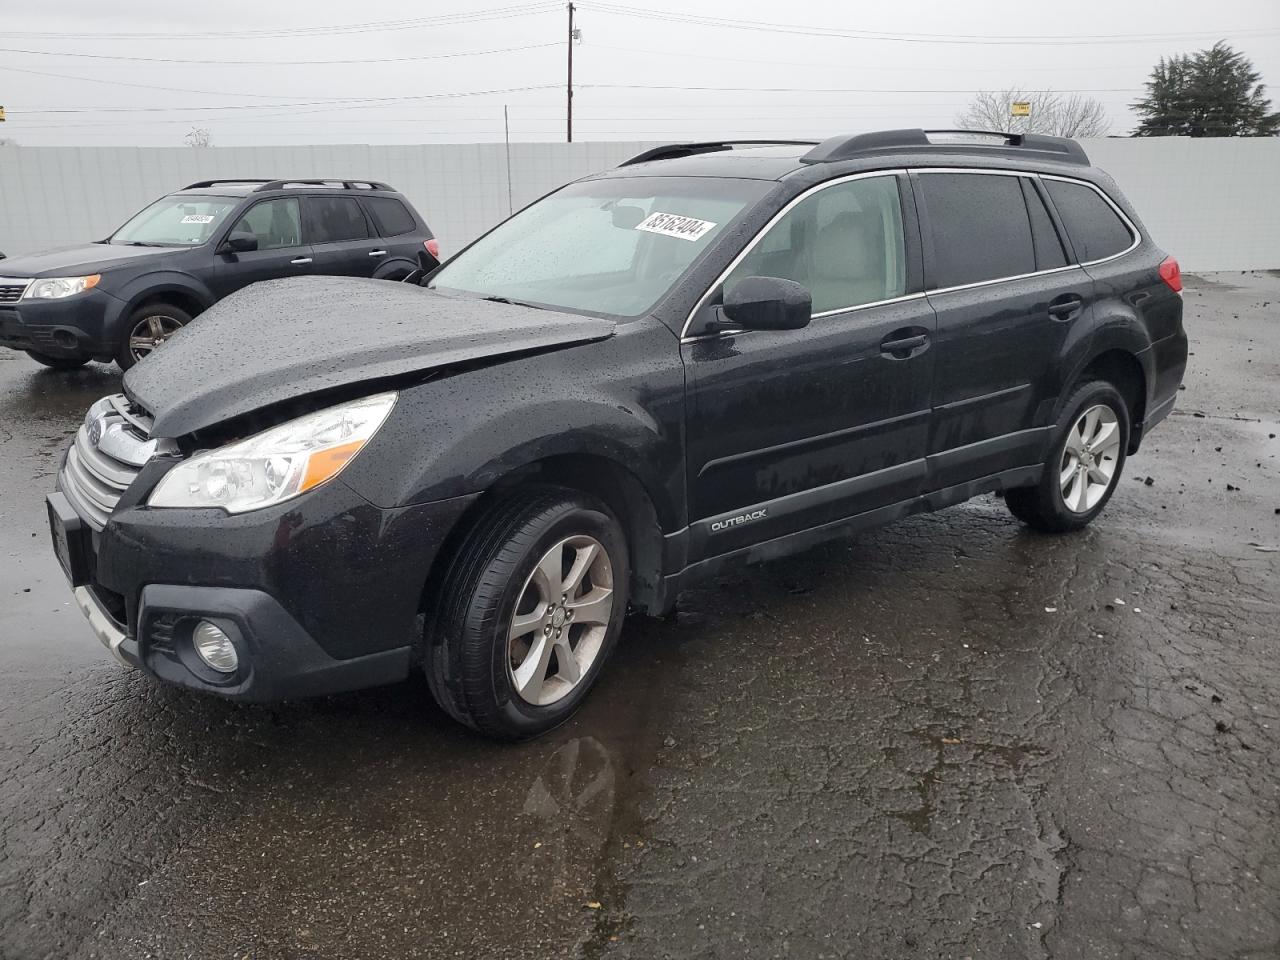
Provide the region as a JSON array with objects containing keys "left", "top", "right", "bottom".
[
  {"left": 12, "top": 84, "right": 564, "bottom": 115},
  {"left": 0, "top": 42, "right": 561, "bottom": 67},
  {"left": 586, "top": 43, "right": 1145, "bottom": 74},
  {"left": 585, "top": 83, "right": 1142, "bottom": 94},
  {"left": 10, "top": 82, "right": 1145, "bottom": 115},
  {"left": 581, "top": 2, "right": 1280, "bottom": 46},
  {"left": 2, "top": 3, "right": 562, "bottom": 40}
]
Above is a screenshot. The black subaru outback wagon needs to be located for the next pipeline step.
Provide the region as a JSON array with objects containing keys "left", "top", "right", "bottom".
[
  {"left": 0, "top": 179, "right": 437, "bottom": 370},
  {"left": 49, "top": 130, "right": 1186, "bottom": 739}
]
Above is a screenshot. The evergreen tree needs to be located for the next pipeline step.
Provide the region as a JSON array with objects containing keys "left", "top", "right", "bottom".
[{"left": 1133, "top": 41, "right": 1279, "bottom": 137}]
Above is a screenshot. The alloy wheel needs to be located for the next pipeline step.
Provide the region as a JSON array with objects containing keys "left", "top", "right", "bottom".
[
  {"left": 1059, "top": 403, "right": 1121, "bottom": 513},
  {"left": 507, "top": 535, "right": 615, "bottom": 706},
  {"left": 128, "top": 314, "right": 183, "bottom": 363}
]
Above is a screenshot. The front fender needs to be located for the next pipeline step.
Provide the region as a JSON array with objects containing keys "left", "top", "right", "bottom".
[
  {"left": 340, "top": 319, "right": 688, "bottom": 531},
  {"left": 111, "top": 272, "right": 216, "bottom": 336}
]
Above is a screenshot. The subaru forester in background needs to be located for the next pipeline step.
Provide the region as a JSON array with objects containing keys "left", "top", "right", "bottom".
[
  {"left": 0, "top": 179, "right": 438, "bottom": 370},
  {"left": 47, "top": 130, "right": 1186, "bottom": 740}
]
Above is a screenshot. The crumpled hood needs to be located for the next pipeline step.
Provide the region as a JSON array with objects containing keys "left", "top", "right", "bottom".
[{"left": 124, "top": 276, "right": 615, "bottom": 438}]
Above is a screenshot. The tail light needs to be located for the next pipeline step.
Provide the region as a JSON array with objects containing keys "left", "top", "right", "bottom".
[
  {"left": 424, "top": 239, "right": 440, "bottom": 260},
  {"left": 1158, "top": 256, "right": 1182, "bottom": 293}
]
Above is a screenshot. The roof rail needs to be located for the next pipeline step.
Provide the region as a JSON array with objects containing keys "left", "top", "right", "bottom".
[
  {"left": 800, "top": 128, "right": 1090, "bottom": 166},
  {"left": 620, "top": 140, "right": 820, "bottom": 167},
  {"left": 251, "top": 179, "right": 395, "bottom": 192},
  {"left": 182, "top": 179, "right": 274, "bottom": 189}
]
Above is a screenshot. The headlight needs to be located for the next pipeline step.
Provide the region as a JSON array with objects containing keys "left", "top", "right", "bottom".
[
  {"left": 25, "top": 275, "right": 101, "bottom": 299},
  {"left": 148, "top": 392, "right": 397, "bottom": 514}
]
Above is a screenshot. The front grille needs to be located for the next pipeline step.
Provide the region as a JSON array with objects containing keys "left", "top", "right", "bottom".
[
  {"left": 0, "top": 280, "right": 30, "bottom": 303},
  {"left": 59, "top": 395, "right": 162, "bottom": 530}
]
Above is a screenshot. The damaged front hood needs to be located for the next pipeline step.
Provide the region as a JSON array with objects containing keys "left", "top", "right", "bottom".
[{"left": 124, "top": 276, "right": 615, "bottom": 437}]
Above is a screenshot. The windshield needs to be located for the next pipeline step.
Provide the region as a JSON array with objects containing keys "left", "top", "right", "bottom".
[
  {"left": 429, "top": 176, "right": 770, "bottom": 317},
  {"left": 110, "top": 195, "right": 239, "bottom": 246}
]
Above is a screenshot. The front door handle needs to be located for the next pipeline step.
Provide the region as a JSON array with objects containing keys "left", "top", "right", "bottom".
[
  {"left": 368, "top": 250, "right": 388, "bottom": 257},
  {"left": 880, "top": 333, "right": 929, "bottom": 359},
  {"left": 290, "top": 257, "right": 312, "bottom": 265},
  {"left": 1047, "top": 295, "right": 1084, "bottom": 321}
]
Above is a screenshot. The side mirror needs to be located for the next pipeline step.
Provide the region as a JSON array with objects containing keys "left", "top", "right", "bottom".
[
  {"left": 219, "top": 231, "right": 258, "bottom": 255},
  {"left": 721, "top": 276, "right": 811, "bottom": 332}
]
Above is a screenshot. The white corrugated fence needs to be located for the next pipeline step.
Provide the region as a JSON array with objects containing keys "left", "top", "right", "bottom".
[{"left": 1, "top": 137, "right": 1277, "bottom": 272}]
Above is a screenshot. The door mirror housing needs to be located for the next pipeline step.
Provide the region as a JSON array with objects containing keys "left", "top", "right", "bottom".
[
  {"left": 720, "top": 276, "right": 812, "bottom": 332},
  {"left": 219, "top": 231, "right": 258, "bottom": 255}
]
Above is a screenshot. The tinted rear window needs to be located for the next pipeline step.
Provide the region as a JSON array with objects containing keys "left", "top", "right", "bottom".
[
  {"left": 305, "top": 196, "right": 369, "bottom": 243},
  {"left": 364, "top": 196, "right": 418, "bottom": 237},
  {"left": 1044, "top": 179, "right": 1134, "bottom": 262},
  {"left": 918, "top": 173, "right": 1035, "bottom": 288}
]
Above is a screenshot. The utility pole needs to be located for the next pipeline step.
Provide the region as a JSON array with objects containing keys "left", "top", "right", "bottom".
[
  {"left": 566, "top": 2, "right": 575, "bottom": 143},
  {"left": 503, "top": 104, "right": 514, "bottom": 216}
]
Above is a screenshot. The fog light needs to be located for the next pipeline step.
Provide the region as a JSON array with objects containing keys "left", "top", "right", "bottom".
[{"left": 192, "top": 620, "right": 238, "bottom": 673}]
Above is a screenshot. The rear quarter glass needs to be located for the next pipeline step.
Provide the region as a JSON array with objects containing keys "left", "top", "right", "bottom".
[
  {"left": 364, "top": 196, "right": 418, "bottom": 237},
  {"left": 1044, "top": 179, "right": 1135, "bottom": 262}
]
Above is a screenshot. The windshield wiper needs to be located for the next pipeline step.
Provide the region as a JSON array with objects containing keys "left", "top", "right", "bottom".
[
  {"left": 116, "top": 241, "right": 175, "bottom": 247},
  {"left": 481, "top": 295, "right": 545, "bottom": 310}
]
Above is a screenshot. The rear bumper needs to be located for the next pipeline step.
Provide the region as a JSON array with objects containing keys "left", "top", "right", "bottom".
[
  {"left": 1132, "top": 328, "right": 1187, "bottom": 451},
  {"left": 0, "top": 289, "right": 125, "bottom": 357}
]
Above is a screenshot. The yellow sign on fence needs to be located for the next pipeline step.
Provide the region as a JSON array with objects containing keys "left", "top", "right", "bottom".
[
  {"left": 0, "top": 106, "right": 6, "bottom": 122},
  {"left": 1010, "top": 101, "right": 1031, "bottom": 117}
]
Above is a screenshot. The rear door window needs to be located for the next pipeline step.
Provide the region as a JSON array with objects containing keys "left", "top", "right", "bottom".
[
  {"left": 228, "top": 198, "right": 302, "bottom": 250},
  {"left": 363, "top": 196, "right": 418, "bottom": 237},
  {"left": 304, "top": 196, "right": 370, "bottom": 243},
  {"left": 918, "top": 173, "right": 1035, "bottom": 288},
  {"left": 1043, "top": 179, "right": 1134, "bottom": 262}
]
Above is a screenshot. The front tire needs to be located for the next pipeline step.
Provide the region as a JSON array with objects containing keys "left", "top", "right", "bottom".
[
  {"left": 1005, "top": 380, "right": 1130, "bottom": 533},
  {"left": 427, "top": 486, "right": 630, "bottom": 740},
  {"left": 116, "top": 303, "right": 192, "bottom": 370},
  {"left": 25, "top": 350, "right": 89, "bottom": 370}
]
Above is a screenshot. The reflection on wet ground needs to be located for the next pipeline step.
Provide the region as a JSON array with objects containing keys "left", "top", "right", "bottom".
[{"left": 2, "top": 274, "right": 1278, "bottom": 960}]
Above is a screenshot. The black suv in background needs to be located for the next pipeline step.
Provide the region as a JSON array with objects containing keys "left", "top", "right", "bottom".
[
  {"left": 49, "top": 130, "right": 1186, "bottom": 740},
  {"left": 0, "top": 179, "right": 437, "bottom": 370}
]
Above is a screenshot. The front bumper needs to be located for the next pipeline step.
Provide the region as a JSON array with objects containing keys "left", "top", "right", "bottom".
[
  {"left": 0, "top": 288, "right": 126, "bottom": 358},
  {"left": 52, "top": 476, "right": 479, "bottom": 701}
]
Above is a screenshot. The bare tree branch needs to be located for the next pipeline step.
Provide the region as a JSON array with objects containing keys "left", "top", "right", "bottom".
[
  {"left": 956, "top": 87, "right": 1110, "bottom": 138},
  {"left": 184, "top": 127, "right": 213, "bottom": 148}
]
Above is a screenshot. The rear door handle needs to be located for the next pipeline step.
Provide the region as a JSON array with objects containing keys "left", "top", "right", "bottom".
[
  {"left": 290, "top": 257, "right": 312, "bottom": 265},
  {"left": 368, "top": 250, "right": 388, "bottom": 257},
  {"left": 1047, "top": 295, "right": 1084, "bottom": 321},
  {"left": 880, "top": 333, "right": 929, "bottom": 358}
]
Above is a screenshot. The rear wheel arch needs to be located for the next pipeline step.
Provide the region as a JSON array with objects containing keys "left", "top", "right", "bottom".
[
  {"left": 1072, "top": 349, "right": 1147, "bottom": 452},
  {"left": 372, "top": 258, "right": 416, "bottom": 281}
]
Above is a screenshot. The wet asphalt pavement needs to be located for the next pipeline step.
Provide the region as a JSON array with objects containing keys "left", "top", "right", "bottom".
[{"left": 1, "top": 273, "right": 1278, "bottom": 960}]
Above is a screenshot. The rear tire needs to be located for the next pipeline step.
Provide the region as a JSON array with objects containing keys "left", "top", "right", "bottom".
[
  {"left": 25, "top": 351, "right": 89, "bottom": 370},
  {"left": 1005, "top": 380, "right": 1130, "bottom": 533},
  {"left": 426, "top": 486, "right": 630, "bottom": 740},
  {"left": 116, "top": 303, "right": 192, "bottom": 370}
]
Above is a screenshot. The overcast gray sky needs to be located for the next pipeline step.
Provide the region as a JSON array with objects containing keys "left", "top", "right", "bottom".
[{"left": 3, "top": 0, "right": 1279, "bottom": 146}]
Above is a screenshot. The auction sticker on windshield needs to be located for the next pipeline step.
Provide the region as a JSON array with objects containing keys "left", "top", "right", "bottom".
[
  {"left": 635, "top": 212, "right": 717, "bottom": 242},
  {"left": 181, "top": 215, "right": 215, "bottom": 224}
]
